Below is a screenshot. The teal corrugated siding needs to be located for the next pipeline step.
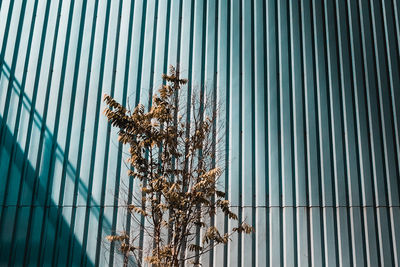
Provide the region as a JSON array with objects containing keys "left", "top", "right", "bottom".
[{"left": 1, "top": 0, "right": 400, "bottom": 266}]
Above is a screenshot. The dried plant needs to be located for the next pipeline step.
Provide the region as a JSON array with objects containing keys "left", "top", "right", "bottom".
[{"left": 103, "top": 66, "right": 253, "bottom": 267}]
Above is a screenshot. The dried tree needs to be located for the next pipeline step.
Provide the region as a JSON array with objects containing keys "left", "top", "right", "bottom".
[{"left": 103, "top": 66, "right": 253, "bottom": 267}]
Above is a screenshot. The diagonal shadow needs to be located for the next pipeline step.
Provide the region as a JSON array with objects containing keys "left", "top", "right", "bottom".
[
  {"left": 0, "top": 61, "right": 113, "bottom": 224},
  {"left": 0, "top": 114, "right": 95, "bottom": 266},
  {"left": 0, "top": 60, "right": 113, "bottom": 265}
]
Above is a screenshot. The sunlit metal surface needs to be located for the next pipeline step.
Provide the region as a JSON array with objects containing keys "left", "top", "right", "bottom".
[{"left": 1, "top": 0, "right": 399, "bottom": 266}]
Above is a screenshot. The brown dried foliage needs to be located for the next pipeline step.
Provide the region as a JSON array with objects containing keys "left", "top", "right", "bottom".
[{"left": 103, "top": 66, "right": 253, "bottom": 267}]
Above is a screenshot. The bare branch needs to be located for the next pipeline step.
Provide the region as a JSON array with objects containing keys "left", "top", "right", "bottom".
[{"left": 103, "top": 65, "right": 253, "bottom": 267}]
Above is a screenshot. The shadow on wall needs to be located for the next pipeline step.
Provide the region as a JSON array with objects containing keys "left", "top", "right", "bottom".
[
  {"left": 0, "top": 61, "right": 101, "bottom": 266},
  {"left": 0, "top": 114, "right": 95, "bottom": 267}
]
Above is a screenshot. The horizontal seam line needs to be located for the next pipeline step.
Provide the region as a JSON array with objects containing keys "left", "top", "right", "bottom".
[{"left": 0, "top": 205, "right": 399, "bottom": 208}]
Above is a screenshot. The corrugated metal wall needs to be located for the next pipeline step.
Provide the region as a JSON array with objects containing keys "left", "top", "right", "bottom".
[{"left": 1, "top": 0, "right": 400, "bottom": 266}]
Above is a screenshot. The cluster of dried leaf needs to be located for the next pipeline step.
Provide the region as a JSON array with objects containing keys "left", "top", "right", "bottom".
[{"left": 103, "top": 66, "right": 253, "bottom": 267}]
